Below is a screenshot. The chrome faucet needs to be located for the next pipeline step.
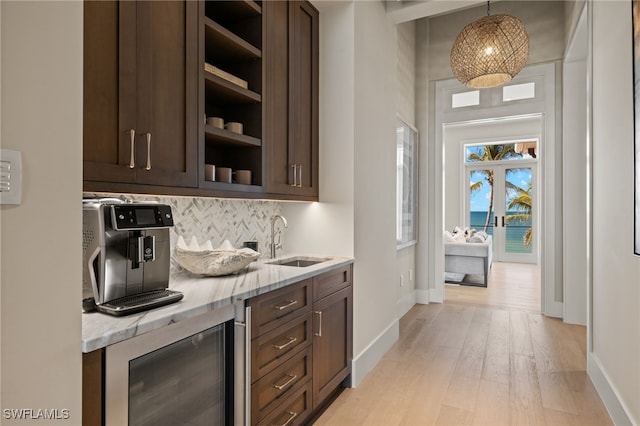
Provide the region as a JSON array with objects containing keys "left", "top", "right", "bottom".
[{"left": 270, "top": 215, "right": 288, "bottom": 258}]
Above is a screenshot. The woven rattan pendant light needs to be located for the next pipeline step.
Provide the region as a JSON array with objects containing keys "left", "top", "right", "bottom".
[{"left": 450, "top": 1, "right": 529, "bottom": 89}]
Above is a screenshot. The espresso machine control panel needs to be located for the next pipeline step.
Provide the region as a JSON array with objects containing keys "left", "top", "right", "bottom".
[{"left": 111, "top": 204, "right": 174, "bottom": 230}]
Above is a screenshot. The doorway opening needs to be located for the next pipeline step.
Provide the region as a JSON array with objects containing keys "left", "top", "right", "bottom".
[
  {"left": 442, "top": 116, "right": 542, "bottom": 312},
  {"left": 464, "top": 140, "right": 539, "bottom": 264}
]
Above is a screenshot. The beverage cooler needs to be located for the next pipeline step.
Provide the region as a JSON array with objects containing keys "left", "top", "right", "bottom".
[{"left": 104, "top": 302, "right": 248, "bottom": 426}]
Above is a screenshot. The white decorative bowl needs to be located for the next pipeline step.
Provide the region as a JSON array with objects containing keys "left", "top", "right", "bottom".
[{"left": 175, "top": 236, "right": 260, "bottom": 276}]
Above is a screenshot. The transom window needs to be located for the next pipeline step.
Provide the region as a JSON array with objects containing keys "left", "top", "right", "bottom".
[
  {"left": 465, "top": 140, "right": 538, "bottom": 163},
  {"left": 503, "top": 82, "right": 535, "bottom": 102},
  {"left": 452, "top": 90, "right": 480, "bottom": 108}
]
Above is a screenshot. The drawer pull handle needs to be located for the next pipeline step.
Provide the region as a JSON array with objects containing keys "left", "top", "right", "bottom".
[
  {"left": 273, "top": 336, "right": 297, "bottom": 350},
  {"left": 277, "top": 411, "right": 298, "bottom": 426},
  {"left": 273, "top": 373, "right": 297, "bottom": 390},
  {"left": 274, "top": 299, "right": 298, "bottom": 311},
  {"left": 314, "top": 310, "right": 323, "bottom": 337},
  {"left": 290, "top": 164, "right": 297, "bottom": 187},
  {"left": 144, "top": 132, "right": 152, "bottom": 170},
  {"left": 128, "top": 129, "right": 136, "bottom": 168}
]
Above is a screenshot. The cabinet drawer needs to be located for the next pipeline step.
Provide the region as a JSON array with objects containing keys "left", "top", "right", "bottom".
[
  {"left": 252, "top": 346, "right": 312, "bottom": 424},
  {"left": 313, "top": 265, "right": 352, "bottom": 302},
  {"left": 250, "top": 279, "right": 312, "bottom": 336},
  {"left": 252, "top": 313, "right": 312, "bottom": 380},
  {"left": 256, "top": 379, "right": 312, "bottom": 426}
]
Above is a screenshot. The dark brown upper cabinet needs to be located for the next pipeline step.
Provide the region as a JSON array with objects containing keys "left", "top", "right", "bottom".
[
  {"left": 200, "top": 0, "right": 264, "bottom": 194},
  {"left": 83, "top": 1, "right": 198, "bottom": 190},
  {"left": 264, "top": 1, "right": 319, "bottom": 200}
]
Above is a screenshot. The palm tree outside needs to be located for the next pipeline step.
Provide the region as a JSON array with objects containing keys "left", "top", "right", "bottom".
[
  {"left": 505, "top": 182, "right": 533, "bottom": 247},
  {"left": 467, "top": 144, "right": 520, "bottom": 232}
]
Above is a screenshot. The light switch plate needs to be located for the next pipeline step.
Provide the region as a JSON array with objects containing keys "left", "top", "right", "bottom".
[{"left": 0, "top": 149, "right": 23, "bottom": 205}]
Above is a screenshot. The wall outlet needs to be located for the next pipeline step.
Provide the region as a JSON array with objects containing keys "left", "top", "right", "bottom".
[
  {"left": 400, "top": 274, "right": 405, "bottom": 287},
  {"left": 409, "top": 268, "right": 413, "bottom": 281}
]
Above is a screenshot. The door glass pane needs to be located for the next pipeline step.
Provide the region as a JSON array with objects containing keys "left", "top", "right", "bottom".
[
  {"left": 129, "top": 323, "right": 227, "bottom": 426},
  {"left": 505, "top": 167, "right": 533, "bottom": 254},
  {"left": 469, "top": 169, "right": 495, "bottom": 236}
]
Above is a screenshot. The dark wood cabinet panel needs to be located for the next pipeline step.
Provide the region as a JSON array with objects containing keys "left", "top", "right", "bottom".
[
  {"left": 312, "top": 285, "right": 353, "bottom": 407},
  {"left": 256, "top": 379, "right": 312, "bottom": 426},
  {"left": 248, "top": 264, "right": 352, "bottom": 425},
  {"left": 288, "top": 0, "right": 319, "bottom": 197},
  {"left": 82, "top": 349, "right": 104, "bottom": 426},
  {"left": 83, "top": 0, "right": 198, "bottom": 190},
  {"left": 83, "top": 0, "right": 135, "bottom": 184},
  {"left": 264, "top": 0, "right": 319, "bottom": 199},
  {"left": 249, "top": 279, "right": 312, "bottom": 337},
  {"left": 252, "top": 345, "right": 312, "bottom": 424}
]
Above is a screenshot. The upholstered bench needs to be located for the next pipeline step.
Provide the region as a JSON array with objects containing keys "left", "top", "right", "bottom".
[{"left": 444, "top": 235, "right": 493, "bottom": 287}]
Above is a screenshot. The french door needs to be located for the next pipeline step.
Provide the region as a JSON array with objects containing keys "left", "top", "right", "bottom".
[{"left": 466, "top": 163, "right": 538, "bottom": 263}]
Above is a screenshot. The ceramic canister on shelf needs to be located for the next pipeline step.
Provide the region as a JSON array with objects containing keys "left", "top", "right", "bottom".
[
  {"left": 235, "top": 170, "right": 251, "bottom": 185},
  {"left": 204, "top": 164, "right": 215, "bottom": 181},
  {"left": 224, "top": 122, "right": 243, "bottom": 134},
  {"left": 207, "top": 117, "right": 224, "bottom": 129},
  {"left": 216, "top": 167, "right": 232, "bottom": 183}
]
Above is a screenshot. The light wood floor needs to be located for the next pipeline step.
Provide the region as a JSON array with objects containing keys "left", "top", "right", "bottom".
[
  {"left": 314, "top": 263, "right": 612, "bottom": 426},
  {"left": 445, "top": 262, "right": 541, "bottom": 312}
]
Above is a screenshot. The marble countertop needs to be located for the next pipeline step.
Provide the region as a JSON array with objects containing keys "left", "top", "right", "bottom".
[{"left": 81, "top": 254, "right": 354, "bottom": 353}]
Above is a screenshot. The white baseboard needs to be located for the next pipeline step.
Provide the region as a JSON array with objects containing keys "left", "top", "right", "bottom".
[
  {"left": 545, "top": 300, "right": 563, "bottom": 319},
  {"left": 397, "top": 291, "right": 416, "bottom": 318},
  {"left": 588, "top": 353, "right": 636, "bottom": 425},
  {"left": 415, "top": 289, "right": 430, "bottom": 304},
  {"left": 350, "top": 319, "right": 399, "bottom": 387},
  {"left": 430, "top": 286, "right": 444, "bottom": 303}
]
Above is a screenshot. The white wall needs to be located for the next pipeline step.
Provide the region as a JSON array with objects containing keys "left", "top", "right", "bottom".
[
  {"left": 352, "top": 0, "right": 398, "bottom": 381},
  {"left": 590, "top": 1, "right": 640, "bottom": 424},
  {"left": 562, "top": 3, "right": 588, "bottom": 326},
  {"left": 1, "top": 1, "right": 83, "bottom": 423},
  {"left": 415, "top": 17, "right": 432, "bottom": 303},
  {"left": 287, "top": 0, "right": 399, "bottom": 385},
  {"left": 396, "top": 20, "right": 417, "bottom": 317},
  {"left": 284, "top": 1, "right": 355, "bottom": 259}
]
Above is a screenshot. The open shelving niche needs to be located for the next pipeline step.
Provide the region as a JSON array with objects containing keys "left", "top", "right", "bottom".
[{"left": 201, "top": 0, "right": 263, "bottom": 191}]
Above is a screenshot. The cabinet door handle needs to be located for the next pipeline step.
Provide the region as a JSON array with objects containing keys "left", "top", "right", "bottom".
[
  {"left": 272, "top": 373, "right": 297, "bottom": 390},
  {"left": 297, "top": 165, "right": 302, "bottom": 187},
  {"left": 128, "top": 129, "right": 136, "bottom": 168},
  {"left": 276, "top": 411, "right": 298, "bottom": 426},
  {"left": 274, "top": 299, "right": 298, "bottom": 311},
  {"left": 144, "top": 133, "right": 152, "bottom": 170},
  {"left": 290, "top": 164, "right": 297, "bottom": 187},
  {"left": 314, "top": 310, "right": 322, "bottom": 337},
  {"left": 272, "top": 336, "right": 297, "bottom": 350}
]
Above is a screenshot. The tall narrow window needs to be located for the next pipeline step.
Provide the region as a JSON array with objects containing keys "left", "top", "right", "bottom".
[{"left": 396, "top": 118, "right": 418, "bottom": 247}]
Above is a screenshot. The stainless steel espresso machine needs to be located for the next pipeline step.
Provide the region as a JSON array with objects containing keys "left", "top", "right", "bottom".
[{"left": 82, "top": 198, "right": 183, "bottom": 316}]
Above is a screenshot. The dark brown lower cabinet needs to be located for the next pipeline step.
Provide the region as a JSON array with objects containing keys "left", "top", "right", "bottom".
[
  {"left": 312, "top": 285, "right": 353, "bottom": 406},
  {"left": 82, "top": 349, "right": 104, "bottom": 426},
  {"left": 248, "top": 264, "right": 353, "bottom": 425}
]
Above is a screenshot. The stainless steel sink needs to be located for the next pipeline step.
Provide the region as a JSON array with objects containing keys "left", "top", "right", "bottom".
[{"left": 267, "top": 257, "right": 329, "bottom": 267}]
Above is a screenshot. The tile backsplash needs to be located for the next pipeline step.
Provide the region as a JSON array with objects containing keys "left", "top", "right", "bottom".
[{"left": 85, "top": 193, "right": 283, "bottom": 272}]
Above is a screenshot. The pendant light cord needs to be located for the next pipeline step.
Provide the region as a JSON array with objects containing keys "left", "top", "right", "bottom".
[{"left": 487, "top": 0, "right": 491, "bottom": 16}]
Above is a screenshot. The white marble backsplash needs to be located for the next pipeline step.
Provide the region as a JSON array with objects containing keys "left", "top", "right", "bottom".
[{"left": 84, "top": 193, "right": 284, "bottom": 271}]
